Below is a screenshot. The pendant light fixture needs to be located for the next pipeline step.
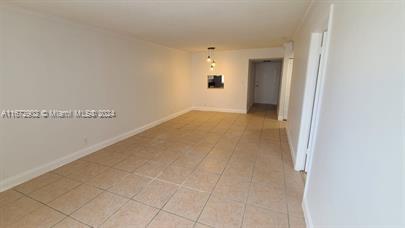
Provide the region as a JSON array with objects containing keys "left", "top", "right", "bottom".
[
  {"left": 207, "top": 47, "right": 216, "bottom": 71},
  {"left": 207, "top": 47, "right": 215, "bottom": 62}
]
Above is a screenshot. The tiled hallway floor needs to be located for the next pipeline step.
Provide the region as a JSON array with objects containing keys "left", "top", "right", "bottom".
[{"left": 0, "top": 105, "right": 306, "bottom": 228}]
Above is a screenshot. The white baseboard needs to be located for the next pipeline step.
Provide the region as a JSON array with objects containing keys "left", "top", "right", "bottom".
[
  {"left": 192, "top": 106, "right": 247, "bottom": 114},
  {"left": 285, "top": 126, "right": 299, "bottom": 170},
  {"left": 302, "top": 196, "right": 314, "bottom": 228},
  {"left": 0, "top": 107, "right": 192, "bottom": 192}
]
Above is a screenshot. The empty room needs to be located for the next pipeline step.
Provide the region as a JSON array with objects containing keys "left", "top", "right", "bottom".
[{"left": 0, "top": 1, "right": 403, "bottom": 228}]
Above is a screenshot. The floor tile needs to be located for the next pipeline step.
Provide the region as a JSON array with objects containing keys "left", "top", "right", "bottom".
[
  {"left": 29, "top": 177, "right": 81, "bottom": 203},
  {"left": 135, "top": 161, "right": 168, "bottom": 178},
  {"left": 88, "top": 168, "right": 129, "bottom": 190},
  {"left": 148, "top": 211, "right": 194, "bottom": 228},
  {"left": 192, "top": 144, "right": 214, "bottom": 155},
  {"left": 83, "top": 151, "right": 129, "bottom": 166},
  {"left": 194, "top": 223, "right": 212, "bottom": 228},
  {"left": 53, "top": 160, "right": 89, "bottom": 177},
  {"left": 197, "top": 158, "right": 228, "bottom": 174},
  {"left": 67, "top": 162, "right": 109, "bottom": 182},
  {"left": 171, "top": 155, "right": 203, "bottom": 169},
  {"left": 14, "top": 172, "right": 61, "bottom": 194},
  {"left": 164, "top": 187, "right": 209, "bottom": 221},
  {"left": 242, "top": 205, "right": 288, "bottom": 228},
  {"left": 151, "top": 152, "right": 179, "bottom": 165},
  {"left": 134, "top": 148, "right": 160, "bottom": 160},
  {"left": 0, "top": 189, "right": 23, "bottom": 207},
  {"left": 113, "top": 155, "right": 148, "bottom": 172},
  {"left": 101, "top": 200, "right": 158, "bottom": 227},
  {"left": 108, "top": 173, "right": 152, "bottom": 198},
  {"left": 8, "top": 205, "right": 65, "bottom": 228},
  {"left": 48, "top": 184, "right": 102, "bottom": 214},
  {"left": 158, "top": 165, "right": 194, "bottom": 184},
  {"left": 53, "top": 217, "right": 90, "bottom": 228},
  {"left": 289, "top": 215, "right": 306, "bottom": 228},
  {"left": 252, "top": 168, "right": 285, "bottom": 185},
  {"left": 71, "top": 191, "right": 128, "bottom": 227},
  {"left": 115, "top": 145, "right": 142, "bottom": 157},
  {"left": 286, "top": 194, "right": 305, "bottom": 218},
  {"left": 213, "top": 176, "right": 250, "bottom": 203},
  {"left": 133, "top": 180, "right": 178, "bottom": 208},
  {"left": 0, "top": 196, "right": 42, "bottom": 227},
  {"left": 198, "top": 196, "right": 244, "bottom": 228},
  {"left": 247, "top": 181, "right": 287, "bottom": 213},
  {"left": 285, "top": 174, "right": 305, "bottom": 195},
  {"left": 223, "top": 163, "right": 254, "bottom": 179},
  {"left": 183, "top": 170, "right": 220, "bottom": 192}
]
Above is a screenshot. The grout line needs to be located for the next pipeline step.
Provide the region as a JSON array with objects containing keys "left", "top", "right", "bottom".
[
  {"left": 145, "top": 112, "right": 230, "bottom": 227},
  {"left": 49, "top": 178, "right": 131, "bottom": 226},
  {"left": 103, "top": 163, "right": 171, "bottom": 227},
  {"left": 239, "top": 106, "right": 266, "bottom": 228},
  {"left": 158, "top": 209, "right": 197, "bottom": 223},
  {"left": 279, "top": 121, "right": 292, "bottom": 228},
  {"left": 8, "top": 182, "right": 98, "bottom": 228},
  {"left": 194, "top": 113, "right": 248, "bottom": 227},
  {"left": 94, "top": 148, "right": 178, "bottom": 228},
  {"left": 85, "top": 125, "right": 245, "bottom": 227},
  {"left": 97, "top": 197, "right": 131, "bottom": 227},
  {"left": 13, "top": 171, "right": 65, "bottom": 196},
  {"left": 51, "top": 215, "right": 93, "bottom": 228}
]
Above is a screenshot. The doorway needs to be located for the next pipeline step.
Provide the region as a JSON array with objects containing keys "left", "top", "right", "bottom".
[{"left": 247, "top": 59, "right": 283, "bottom": 119}]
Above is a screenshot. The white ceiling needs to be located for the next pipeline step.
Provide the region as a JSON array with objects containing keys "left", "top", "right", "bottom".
[{"left": 9, "top": 0, "right": 311, "bottom": 52}]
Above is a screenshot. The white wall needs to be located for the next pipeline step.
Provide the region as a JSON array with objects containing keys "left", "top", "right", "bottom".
[
  {"left": 402, "top": 2, "right": 405, "bottom": 225},
  {"left": 289, "top": 2, "right": 403, "bottom": 227},
  {"left": 191, "top": 48, "right": 284, "bottom": 113},
  {"left": 253, "top": 61, "right": 282, "bottom": 105},
  {"left": 0, "top": 6, "right": 192, "bottom": 190}
]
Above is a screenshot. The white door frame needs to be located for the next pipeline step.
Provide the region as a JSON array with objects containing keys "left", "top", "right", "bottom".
[
  {"left": 294, "top": 7, "right": 333, "bottom": 172},
  {"left": 294, "top": 33, "right": 324, "bottom": 171},
  {"left": 246, "top": 58, "right": 284, "bottom": 112},
  {"left": 304, "top": 30, "right": 328, "bottom": 172},
  {"left": 278, "top": 42, "right": 294, "bottom": 121}
]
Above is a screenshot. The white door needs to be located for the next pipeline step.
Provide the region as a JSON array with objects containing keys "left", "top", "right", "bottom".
[
  {"left": 295, "top": 30, "right": 330, "bottom": 172},
  {"left": 304, "top": 31, "right": 328, "bottom": 172},
  {"left": 254, "top": 62, "right": 281, "bottom": 104}
]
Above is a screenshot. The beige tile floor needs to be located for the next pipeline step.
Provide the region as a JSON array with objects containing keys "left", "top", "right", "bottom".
[{"left": 0, "top": 104, "right": 306, "bottom": 228}]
